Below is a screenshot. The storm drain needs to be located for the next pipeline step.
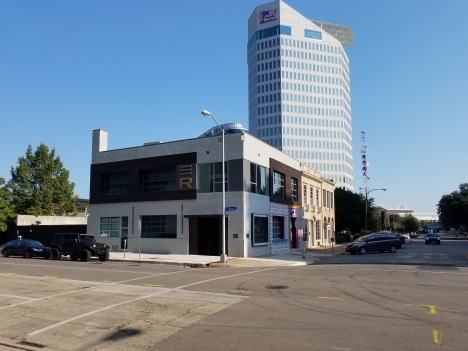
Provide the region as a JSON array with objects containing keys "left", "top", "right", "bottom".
[
  {"left": 18, "top": 340, "right": 45, "bottom": 348},
  {"left": 265, "top": 285, "right": 289, "bottom": 290}
]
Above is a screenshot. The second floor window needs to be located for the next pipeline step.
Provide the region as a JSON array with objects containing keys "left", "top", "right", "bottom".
[
  {"left": 303, "top": 184, "right": 307, "bottom": 204},
  {"left": 250, "top": 163, "right": 267, "bottom": 195},
  {"left": 199, "top": 162, "right": 228, "bottom": 193},
  {"left": 102, "top": 172, "right": 129, "bottom": 195},
  {"left": 272, "top": 171, "right": 285, "bottom": 198},
  {"left": 291, "top": 177, "right": 298, "bottom": 202},
  {"left": 142, "top": 167, "right": 177, "bottom": 192}
]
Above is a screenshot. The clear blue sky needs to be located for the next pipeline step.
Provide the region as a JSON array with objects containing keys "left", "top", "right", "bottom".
[{"left": 1, "top": 0, "right": 467, "bottom": 213}]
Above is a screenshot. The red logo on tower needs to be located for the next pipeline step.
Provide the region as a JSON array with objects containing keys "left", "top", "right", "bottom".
[{"left": 260, "top": 9, "right": 277, "bottom": 24}]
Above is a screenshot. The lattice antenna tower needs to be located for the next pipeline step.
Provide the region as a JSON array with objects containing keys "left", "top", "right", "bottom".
[{"left": 360, "top": 131, "right": 368, "bottom": 195}]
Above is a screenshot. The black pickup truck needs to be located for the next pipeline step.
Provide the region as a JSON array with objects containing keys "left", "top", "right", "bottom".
[{"left": 50, "top": 233, "right": 110, "bottom": 262}]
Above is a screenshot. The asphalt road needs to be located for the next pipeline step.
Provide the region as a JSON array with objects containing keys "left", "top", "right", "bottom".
[{"left": 0, "top": 239, "right": 467, "bottom": 351}]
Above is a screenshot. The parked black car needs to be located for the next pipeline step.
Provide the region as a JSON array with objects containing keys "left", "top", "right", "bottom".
[
  {"left": 425, "top": 233, "right": 441, "bottom": 245},
  {"left": 50, "top": 233, "right": 109, "bottom": 262},
  {"left": 346, "top": 232, "right": 401, "bottom": 254},
  {"left": 1, "top": 239, "right": 51, "bottom": 259}
]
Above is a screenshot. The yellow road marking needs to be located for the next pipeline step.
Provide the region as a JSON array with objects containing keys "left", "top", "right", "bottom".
[
  {"left": 433, "top": 330, "right": 440, "bottom": 344},
  {"left": 103, "top": 280, "right": 116, "bottom": 284},
  {"left": 44, "top": 276, "right": 57, "bottom": 279},
  {"left": 319, "top": 297, "right": 344, "bottom": 300},
  {"left": 230, "top": 289, "right": 250, "bottom": 294},
  {"left": 407, "top": 304, "right": 436, "bottom": 314},
  {"left": 143, "top": 284, "right": 163, "bottom": 287},
  {"left": 449, "top": 244, "right": 468, "bottom": 259}
]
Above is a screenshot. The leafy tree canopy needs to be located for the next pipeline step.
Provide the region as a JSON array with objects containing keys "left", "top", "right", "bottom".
[
  {"left": 0, "top": 177, "right": 15, "bottom": 232},
  {"left": 335, "top": 188, "right": 368, "bottom": 234},
  {"left": 437, "top": 183, "right": 468, "bottom": 230},
  {"left": 8, "top": 144, "right": 77, "bottom": 216}
]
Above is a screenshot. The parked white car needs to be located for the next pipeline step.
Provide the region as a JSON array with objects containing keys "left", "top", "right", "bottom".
[{"left": 401, "top": 233, "right": 410, "bottom": 240}]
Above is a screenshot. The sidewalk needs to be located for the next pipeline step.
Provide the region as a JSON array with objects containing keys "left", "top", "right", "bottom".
[{"left": 108, "top": 245, "right": 345, "bottom": 268}]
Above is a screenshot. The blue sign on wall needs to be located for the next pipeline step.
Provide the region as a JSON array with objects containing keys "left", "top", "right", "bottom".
[{"left": 225, "top": 206, "right": 237, "bottom": 212}]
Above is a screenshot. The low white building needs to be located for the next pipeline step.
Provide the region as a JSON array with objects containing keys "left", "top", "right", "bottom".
[{"left": 88, "top": 127, "right": 335, "bottom": 257}]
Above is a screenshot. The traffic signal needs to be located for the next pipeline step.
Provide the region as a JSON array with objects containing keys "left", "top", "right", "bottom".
[{"left": 389, "top": 215, "right": 394, "bottom": 228}]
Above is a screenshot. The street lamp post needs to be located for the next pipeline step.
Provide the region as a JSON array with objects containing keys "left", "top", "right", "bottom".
[
  {"left": 361, "top": 188, "right": 386, "bottom": 234},
  {"left": 201, "top": 110, "right": 227, "bottom": 263}
]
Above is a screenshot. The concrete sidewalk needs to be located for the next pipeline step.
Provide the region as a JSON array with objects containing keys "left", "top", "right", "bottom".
[{"left": 108, "top": 247, "right": 342, "bottom": 268}]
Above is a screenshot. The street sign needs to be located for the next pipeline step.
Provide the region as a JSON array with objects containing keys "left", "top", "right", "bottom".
[
  {"left": 296, "top": 217, "right": 306, "bottom": 229},
  {"left": 225, "top": 206, "right": 237, "bottom": 212}
]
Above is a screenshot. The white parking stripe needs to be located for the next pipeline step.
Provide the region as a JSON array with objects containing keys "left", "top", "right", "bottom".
[
  {"left": 0, "top": 269, "right": 192, "bottom": 310},
  {"left": 0, "top": 293, "right": 36, "bottom": 300},
  {"left": 27, "top": 267, "right": 277, "bottom": 336},
  {"left": 0, "top": 260, "right": 186, "bottom": 275}
]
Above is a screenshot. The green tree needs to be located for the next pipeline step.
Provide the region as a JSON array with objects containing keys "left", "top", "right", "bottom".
[
  {"left": 400, "top": 214, "right": 419, "bottom": 233},
  {"left": 335, "top": 188, "right": 367, "bottom": 234},
  {"left": 8, "top": 144, "right": 77, "bottom": 216},
  {"left": 0, "top": 177, "right": 16, "bottom": 232},
  {"left": 437, "top": 183, "right": 468, "bottom": 231}
]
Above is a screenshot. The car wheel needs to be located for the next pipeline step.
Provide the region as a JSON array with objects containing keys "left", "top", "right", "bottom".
[
  {"left": 80, "top": 249, "right": 91, "bottom": 262},
  {"left": 51, "top": 248, "right": 61, "bottom": 260},
  {"left": 359, "top": 247, "right": 367, "bottom": 255},
  {"left": 98, "top": 251, "right": 110, "bottom": 262},
  {"left": 70, "top": 255, "right": 78, "bottom": 261},
  {"left": 389, "top": 245, "right": 397, "bottom": 253},
  {"left": 2, "top": 249, "right": 9, "bottom": 258},
  {"left": 23, "top": 250, "right": 32, "bottom": 259}
]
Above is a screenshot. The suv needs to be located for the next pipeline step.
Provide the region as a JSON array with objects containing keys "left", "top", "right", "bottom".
[
  {"left": 346, "top": 232, "right": 401, "bottom": 255},
  {"left": 50, "top": 233, "right": 110, "bottom": 262}
]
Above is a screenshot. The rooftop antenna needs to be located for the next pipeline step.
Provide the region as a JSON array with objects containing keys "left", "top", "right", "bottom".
[{"left": 360, "top": 131, "right": 368, "bottom": 196}]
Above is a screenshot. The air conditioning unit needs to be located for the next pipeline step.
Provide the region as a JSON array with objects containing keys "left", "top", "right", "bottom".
[
  {"left": 310, "top": 205, "right": 315, "bottom": 212},
  {"left": 316, "top": 207, "right": 322, "bottom": 213},
  {"left": 304, "top": 204, "right": 310, "bottom": 211}
]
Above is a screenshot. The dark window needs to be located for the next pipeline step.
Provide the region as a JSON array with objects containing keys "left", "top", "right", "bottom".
[
  {"left": 272, "top": 216, "right": 284, "bottom": 239},
  {"left": 199, "top": 162, "right": 228, "bottom": 193},
  {"left": 53, "top": 235, "right": 62, "bottom": 242},
  {"left": 291, "top": 178, "right": 298, "bottom": 202},
  {"left": 272, "top": 171, "right": 285, "bottom": 198},
  {"left": 250, "top": 163, "right": 267, "bottom": 195},
  {"left": 252, "top": 214, "right": 269, "bottom": 246},
  {"left": 366, "top": 235, "right": 377, "bottom": 242},
  {"left": 141, "top": 215, "right": 177, "bottom": 239},
  {"left": 376, "top": 235, "right": 387, "bottom": 241},
  {"left": 142, "top": 167, "right": 177, "bottom": 192},
  {"left": 102, "top": 172, "right": 129, "bottom": 195}
]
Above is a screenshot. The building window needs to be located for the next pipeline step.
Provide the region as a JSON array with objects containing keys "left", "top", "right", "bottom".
[
  {"left": 303, "top": 184, "right": 308, "bottom": 204},
  {"left": 331, "top": 192, "right": 334, "bottom": 209},
  {"left": 272, "top": 216, "right": 284, "bottom": 239},
  {"left": 199, "top": 162, "right": 228, "bottom": 193},
  {"left": 250, "top": 163, "right": 267, "bottom": 195},
  {"left": 291, "top": 177, "right": 298, "bottom": 202},
  {"left": 102, "top": 172, "right": 129, "bottom": 195},
  {"left": 272, "top": 171, "right": 285, "bottom": 198},
  {"left": 141, "top": 167, "right": 177, "bottom": 192},
  {"left": 316, "top": 189, "right": 320, "bottom": 207},
  {"left": 310, "top": 186, "right": 314, "bottom": 205},
  {"left": 141, "top": 215, "right": 177, "bottom": 239},
  {"left": 303, "top": 222, "right": 308, "bottom": 242},
  {"left": 323, "top": 189, "right": 326, "bottom": 207},
  {"left": 316, "top": 220, "right": 321, "bottom": 241},
  {"left": 100, "top": 216, "right": 128, "bottom": 237},
  {"left": 252, "top": 214, "right": 269, "bottom": 246}
]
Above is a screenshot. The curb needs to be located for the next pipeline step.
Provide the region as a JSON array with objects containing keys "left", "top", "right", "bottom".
[
  {"left": 106, "top": 258, "right": 219, "bottom": 268},
  {"left": 0, "top": 337, "right": 60, "bottom": 351}
]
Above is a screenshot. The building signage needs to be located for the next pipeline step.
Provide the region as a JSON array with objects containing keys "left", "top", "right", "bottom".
[
  {"left": 225, "top": 206, "right": 237, "bottom": 212},
  {"left": 260, "top": 9, "right": 277, "bottom": 24},
  {"left": 177, "top": 164, "right": 196, "bottom": 190}
]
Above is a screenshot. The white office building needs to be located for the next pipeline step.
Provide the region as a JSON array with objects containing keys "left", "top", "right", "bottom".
[{"left": 247, "top": 0, "right": 354, "bottom": 190}]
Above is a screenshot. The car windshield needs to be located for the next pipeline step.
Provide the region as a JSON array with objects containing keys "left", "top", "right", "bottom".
[
  {"left": 355, "top": 236, "right": 367, "bottom": 242},
  {"left": 427, "top": 234, "right": 438, "bottom": 238},
  {"left": 26, "top": 240, "right": 44, "bottom": 247},
  {"left": 80, "top": 235, "right": 96, "bottom": 242}
]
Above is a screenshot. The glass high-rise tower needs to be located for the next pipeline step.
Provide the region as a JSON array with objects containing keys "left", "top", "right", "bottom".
[{"left": 247, "top": 0, "right": 354, "bottom": 190}]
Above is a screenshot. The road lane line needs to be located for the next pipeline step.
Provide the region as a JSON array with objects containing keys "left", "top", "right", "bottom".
[
  {"left": 27, "top": 267, "right": 277, "bottom": 336},
  {"left": 144, "top": 284, "right": 163, "bottom": 287},
  {"left": 306, "top": 266, "right": 468, "bottom": 275},
  {"left": 319, "top": 297, "right": 344, "bottom": 300},
  {"left": 407, "top": 304, "right": 437, "bottom": 315},
  {"left": 433, "top": 330, "right": 440, "bottom": 344},
  {"left": 0, "top": 269, "right": 192, "bottom": 310}
]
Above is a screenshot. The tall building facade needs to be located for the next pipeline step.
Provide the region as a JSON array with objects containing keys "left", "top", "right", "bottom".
[{"left": 247, "top": 0, "right": 354, "bottom": 190}]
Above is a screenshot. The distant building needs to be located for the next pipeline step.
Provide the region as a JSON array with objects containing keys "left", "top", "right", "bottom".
[
  {"left": 384, "top": 204, "right": 442, "bottom": 231},
  {"left": 247, "top": 0, "right": 355, "bottom": 190}
]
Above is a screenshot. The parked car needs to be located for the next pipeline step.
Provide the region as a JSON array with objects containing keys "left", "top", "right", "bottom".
[
  {"left": 50, "top": 233, "right": 110, "bottom": 262},
  {"left": 346, "top": 232, "right": 401, "bottom": 255},
  {"left": 1, "top": 239, "right": 51, "bottom": 259},
  {"left": 425, "top": 233, "right": 441, "bottom": 245},
  {"left": 401, "top": 233, "right": 410, "bottom": 240}
]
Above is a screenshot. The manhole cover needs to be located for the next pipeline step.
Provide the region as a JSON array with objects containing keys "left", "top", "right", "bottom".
[{"left": 265, "top": 285, "right": 289, "bottom": 290}]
